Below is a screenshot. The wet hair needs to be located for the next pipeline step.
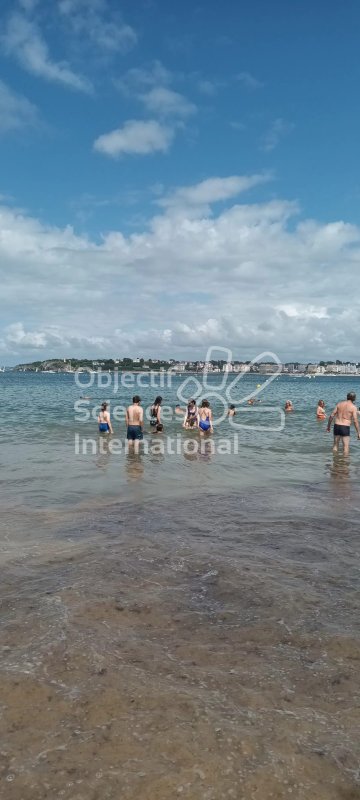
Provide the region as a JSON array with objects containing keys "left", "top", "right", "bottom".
[
  {"left": 154, "top": 395, "right": 162, "bottom": 406},
  {"left": 347, "top": 392, "right": 356, "bottom": 402},
  {"left": 101, "top": 402, "right": 107, "bottom": 411},
  {"left": 229, "top": 404, "right": 235, "bottom": 410},
  {"left": 318, "top": 400, "right": 325, "bottom": 407},
  {"left": 201, "top": 399, "right": 210, "bottom": 408},
  {"left": 188, "top": 399, "right": 196, "bottom": 407},
  {"left": 133, "top": 395, "right": 141, "bottom": 404},
  {"left": 156, "top": 423, "right": 163, "bottom": 432}
]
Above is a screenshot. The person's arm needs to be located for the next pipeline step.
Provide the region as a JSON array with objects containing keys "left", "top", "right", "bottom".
[
  {"left": 139, "top": 407, "right": 144, "bottom": 428},
  {"left": 105, "top": 411, "right": 113, "bottom": 434},
  {"left": 125, "top": 407, "right": 129, "bottom": 426},
  {"left": 352, "top": 407, "right": 360, "bottom": 438},
  {"left": 209, "top": 410, "right": 214, "bottom": 431},
  {"left": 157, "top": 406, "right": 161, "bottom": 424},
  {"left": 327, "top": 406, "right": 337, "bottom": 432}
]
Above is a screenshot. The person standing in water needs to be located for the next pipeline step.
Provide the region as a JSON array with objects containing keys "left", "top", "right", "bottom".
[
  {"left": 126, "top": 395, "right": 143, "bottom": 449},
  {"left": 150, "top": 396, "right": 162, "bottom": 428},
  {"left": 98, "top": 402, "right": 113, "bottom": 434},
  {"left": 183, "top": 399, "right": 198, "bottom": 428},
  {"left": 198, "top": 399, "right": 213, "bottom": 435},
  {"left": 327, "top": 392, "right": 360, "bottom": 454},
  {"left": 316, "top": 400, "right": 326, "bottom": 420}
]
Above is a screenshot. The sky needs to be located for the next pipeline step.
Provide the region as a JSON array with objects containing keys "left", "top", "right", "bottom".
[{"left": 1, "top": 0, "right": 360, "bottom": 365}]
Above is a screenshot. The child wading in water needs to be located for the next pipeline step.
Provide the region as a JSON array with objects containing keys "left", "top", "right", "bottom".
[
  {"left": 98, "top": 402, "right": 113, "bottom": 434},
  {"left": 198, "top": 400, "right": 213, "bottom": 435}
]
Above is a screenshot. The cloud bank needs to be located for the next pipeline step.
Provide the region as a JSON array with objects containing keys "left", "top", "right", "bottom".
[{"left": 1, "top": 175, "right": 360, "bottom": 363}]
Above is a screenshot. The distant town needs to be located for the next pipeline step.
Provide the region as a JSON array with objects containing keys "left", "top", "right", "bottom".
[{"left": 8, "top": 358, "right": 360, "bottom": 375}]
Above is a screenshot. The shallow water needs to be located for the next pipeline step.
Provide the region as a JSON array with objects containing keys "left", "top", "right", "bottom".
[
  {"left": 1, "top": 373, "right": 360, "bottom": 798},
  {"left": 1, "top": 371, "right": 360, "bottom": 512}
]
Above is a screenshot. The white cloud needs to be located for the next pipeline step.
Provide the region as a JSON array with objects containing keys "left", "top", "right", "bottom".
[
  {"left": 1, "top": 186, "right": 360, "bottom": 362},
  {"left": 0, "top": 79, "right": 38, "bottom": 132},
  {"left": 58, "top": 0, "right": 137, "bottom": 54},
  {"left": 262, "top": 118, "right": 295, "bottom": 152},
  {"left": 160, "top": 173, "right": 272, "bottom": 212},
  {"left": 4, "top": 322, "right": 109, "bottom": 352},
  {"left": 116, "top": 64, "right": 196, "bottom": 120},
  {"left": 2, "top": 12, "right": 92, "bottom": 92},
  {"left": 5, "top": 322, "right": 49, "bottom": 348},
  {"left": 276, "top": 305, "right": 329, "bottom": 320},
  {"left": 94, "top": 120, "right": 174, "bottom": 158},
  {"left": 236, "top": 71, "right": 263, "bottom": 90},
  {"left": 115, "top": 61, "right": 172, "bottom": 95},
  {"left": 140, "top": 87, "right": 196, "bottom": 118}
]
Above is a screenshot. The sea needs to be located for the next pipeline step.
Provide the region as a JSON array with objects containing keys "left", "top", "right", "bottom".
[{"left": 1, "top": 371, "right": 360, "bottom": 800}]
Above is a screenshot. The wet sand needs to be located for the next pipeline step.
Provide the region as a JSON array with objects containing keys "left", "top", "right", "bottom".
[{"left": 1, "top": 490, "right": 360, "bottom": 800}]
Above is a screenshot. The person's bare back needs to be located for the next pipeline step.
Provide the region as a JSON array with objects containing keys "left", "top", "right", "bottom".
[
  {"left": 327, "top": 392, "right": 360, "bottom": 454},
  {"left": 331, "top": 399, "right": 357, "bottom": 426},
  {"left": 126, "top": 403, "right": 143, "bottom": 425},
  {"left": 125, "top": 396, "right": 144, "bottom": 448}
]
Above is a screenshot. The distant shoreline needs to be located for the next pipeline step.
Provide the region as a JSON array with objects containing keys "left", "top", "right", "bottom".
[{"left": 7, "top": 369, "right": 360, "bottom": 377}]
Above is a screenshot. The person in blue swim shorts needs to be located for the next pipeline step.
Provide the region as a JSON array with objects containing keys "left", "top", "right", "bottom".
[
  {"left": 126, "top": 395, "right": 144, "bottom": 451},
  {"left": 98, "top": 402, "right": 113, "bottom": 434}
]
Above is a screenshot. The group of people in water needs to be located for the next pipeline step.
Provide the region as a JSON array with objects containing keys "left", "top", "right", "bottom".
[
  {"left": 283, "top": 398, "right": 324, "bottom": 416},
  {"left": 97, "top": 391, "right": 360, "bottom": 455},
  {"left": 283, "top": 392, "right": 360, "bottom": 454},
  {"left": 98, "top": 395, "right": 216, "bottom": 441}
]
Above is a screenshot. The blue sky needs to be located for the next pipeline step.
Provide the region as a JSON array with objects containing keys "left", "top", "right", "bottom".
[{"left": 1, "top": 0, "right": 360, "bottom": 364}]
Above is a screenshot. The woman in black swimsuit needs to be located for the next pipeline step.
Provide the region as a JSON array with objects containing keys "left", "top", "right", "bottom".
[{"left": 150, "top": 396, "right": 162, "bottom": 428}]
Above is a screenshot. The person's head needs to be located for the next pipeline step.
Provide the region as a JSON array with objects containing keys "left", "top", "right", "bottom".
[
  {"left": 229, "top": 404, "right": 235, "bottom": 410},
  {"left": 347, "top": 392, "right": 356, "bottom": 402},
  {"left": 154, "top": 395, "right": 162, "bottom": 406},
  {"left": 285, "top": 400, "right": 292, "bottom": 408},
  {"left": 133, "top": 395, "right": 141, "bottom": 404},
  {"left": 156, "top": 423, "right": 163, "bottom": 432},
  {"left": 318, "top": 400, "right": 325, "bottom": 408},
  {"left": 201, "top": 399, "right": 210, "bottom": 408},
  {"left": 101, "top": 402, "right": 107, "bottom": 412},
  {"left": 188, "top": 399, "right": 196, "bottom": 408}
]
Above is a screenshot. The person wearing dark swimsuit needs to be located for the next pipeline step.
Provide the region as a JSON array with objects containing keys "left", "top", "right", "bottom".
[
  {"left": 150, "top": 396, "right": 162, "bottom": 428},
  {"left": 183, "top": 399, "right": 198, "bottom": 428},
  {"left": 98, "top": 402, "right": 113, "bottom": 433},
  {"left": 198, "top": 399, "right": 213, "bottom": 434},
  {"left": 327, "top": 392, "right": 360, "bottom": 455}
]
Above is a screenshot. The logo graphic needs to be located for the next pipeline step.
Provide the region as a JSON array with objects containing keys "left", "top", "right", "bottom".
[{"left": 176, "top": 347, "right": 285, "bottom": 431}]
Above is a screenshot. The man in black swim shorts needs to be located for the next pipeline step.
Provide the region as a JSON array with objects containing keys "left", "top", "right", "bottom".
[{"left": 327, "top": 391, "right": 360, "bottom": 455}]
